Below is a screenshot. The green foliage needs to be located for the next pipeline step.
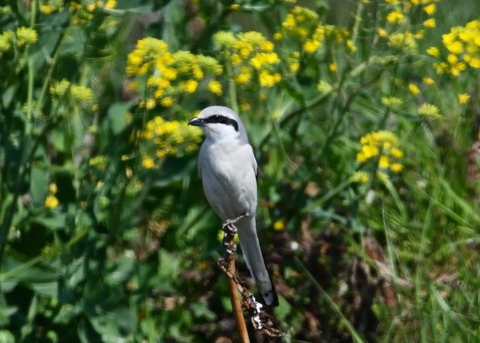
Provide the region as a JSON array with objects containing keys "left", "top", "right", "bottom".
[{"left": 1, "top": 0, "right": 480, "bottom": 342}]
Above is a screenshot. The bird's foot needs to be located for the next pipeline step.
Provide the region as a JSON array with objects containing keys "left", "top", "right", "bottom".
[
  {"left": 222, "top": 213, "right": 247, "bottom": 255},
  {"left": 222, "top": 212, "right": 248, "bottom": 231}
]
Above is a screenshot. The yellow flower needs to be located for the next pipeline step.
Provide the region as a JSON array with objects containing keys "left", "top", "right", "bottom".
[
  {"left": 49, "top": 183, "right": 58, "bottom": 194},
  {"left": 329, "top": 63, "right": 337, "bottom": 72},
  {"left": 466, "top": 56, "right": 480, "bottom": 68},
  {"left": 41, "top": 5, "right": 53, "bottom": 15},
  {"left": 346, "top": 40, "right": 357, "bottom": 52},
  {"left": 145, "top": 98, "right": 156, "bottom": 110},
  {"left": 290, "top": 62, "right": 299, "bottom": 72},
  {"left": 414, "top": 30, "right": 425, "bottom": 39},
  {"left": 231, "top": 54, "right": 242, "bottom": 66},
  {"left": 445, "top": 40, "right": 463, "bottom": 54},
  {"left": 423, "top": 18, "right": 435, "bottom": 28},
  {"left": 183, "top": 79, "right": 198, "bottom": 93},
  {"left": 273, "top": 220, "right": 285, "bottom": 231},
  {"left": 386, "top": 9, "right": 404, "bottom": 24},
  {"left": 422, "top": 77, "right": 435, "bottom": 85},
  {"left": 303, "top": 39, "right": 320, "bottom": 53},
  {"left": 377, "top": 28, "right": 388, "bottom": 37},
  {"left": 240, "top": 102, "right": 251, "bottom": 111},
  {"left": 86, "top": 3, "right": 96, "bottom": 12},
  {"left": 379, "top": 155, "right": 390, "bottom": 169},
  {"left": 458, "top": 93, "right": 470, "bottom": 104},
  {"left": 356, "top": 152, "right": 367, "bottom": 163},
  {"left": 160, "top": 97, "right": 173, "bottom": 107},
  {"left": 423, "top": 4, "right": 436, "bottom": 15},
  {"left": 142, "top": 155, "right": 155, "bottom": 169},
  {"left": 234, "top": 66, "right": 252, "bottom": 84},
  {"left": 426, "top": 46, "right": 440, "bottom": 57},
  {"left": 258, "top": 70, "right": 280, "bottom": 87},
  {"left": 208, "top": 80, "right": 222, "bottom": 96},
  {"left": 105, "top": 0, "right": 117, "bottom": 9},
  {"left": 230, "top": 4, "right": 240, "bottom": 10},
  {"left": 45, "top": 195, "right": 59, "bottom": 209},
  {"left": 408, "top": 83, "right": 420, "bottom": 95},
  {"left": 390, "top": 163, "right": 403, "bottom": 172},
  {"left": 390, "top": 147, "right": 404, "bottom": 158},
  {"left": 250, "top": 52, "right": 280, "bottom": 69}
]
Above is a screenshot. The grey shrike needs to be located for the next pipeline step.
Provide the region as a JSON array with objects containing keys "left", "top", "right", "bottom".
[{"left": 188, "top": 106, "right": 279, "bottom": 307}]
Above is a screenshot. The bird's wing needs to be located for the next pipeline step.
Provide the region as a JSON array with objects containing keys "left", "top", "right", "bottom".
[{"left": 249, "top": 145, "right": 258, "bottom": 178}]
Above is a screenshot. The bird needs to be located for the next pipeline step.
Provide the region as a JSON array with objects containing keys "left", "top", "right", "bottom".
[{"left": 188, "top": 106, "right": 279, "bottom": 307}]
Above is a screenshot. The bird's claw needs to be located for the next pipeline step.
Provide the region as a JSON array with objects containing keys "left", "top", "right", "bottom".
[{"left": 222, "top": 212, "right": 248, "bottom": 232}]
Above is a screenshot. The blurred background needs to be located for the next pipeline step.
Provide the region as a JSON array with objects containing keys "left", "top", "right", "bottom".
[{"left": 1, "top": 0, "right": 480, "bottom": 342}]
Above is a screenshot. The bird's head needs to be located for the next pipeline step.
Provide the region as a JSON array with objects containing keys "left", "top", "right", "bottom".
[{"left": 188, "top": 106, "right": 248, "bottom": 143}]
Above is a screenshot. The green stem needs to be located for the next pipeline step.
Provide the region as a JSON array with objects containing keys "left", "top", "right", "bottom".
[
  {"left": 36, "top": 32, "right": 67, "bottom": 115},
  {"left": 350, "top": 0, "right": 364, "bottom": 47},
  {"left": 225, "top": 50, "right": 238, "bottom": 113}
]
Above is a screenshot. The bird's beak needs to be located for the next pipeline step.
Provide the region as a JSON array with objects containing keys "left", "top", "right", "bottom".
[{"left": 188, "top": 117, "right": 204, "bottom": 127}]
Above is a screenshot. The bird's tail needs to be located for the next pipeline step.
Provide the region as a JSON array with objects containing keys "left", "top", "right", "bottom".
[{"left": 236, "top": 217, "right": 279, "bottom": 307}]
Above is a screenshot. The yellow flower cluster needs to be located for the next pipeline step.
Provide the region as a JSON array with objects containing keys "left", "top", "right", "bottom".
[
  {"left": 0, "top": 27, "right": 37, "bottom": 56},
  {"left": 215, "top": 31, "right": 281, "bottom": 88},
  {"left": 0, "top": 30, "right": 13, "bottom": 55},
  {"left": 89, "top": 155, "right": 108, "bottom": 171},
  {"left": 139, "top": 116, "right": 202, "bottom": 169},
  {"left": 380, "top": 0, "right": 438, "bottom": 44},
  {"left": 68, "top": 0, "right": 117, "bottom": 25},
  {"left": 386, "top": 9, "right": 404, "bottom": 25},
  {"left": 357, "top": 131, "right": 404, "bottom": 174},
  {"left": 431, "top": 20, "right": 480, "bottom": 77},
  {"left": 349, "top": 171, "right": 370, "bottom": 184},
  {"left": 387, "top": 33, "right": 417, "bottom": 54},
  {"left": 277, "top": 6, "right": 319, "bottom": 39},
  {"left": 381, "top": 96, "right": 403, "bottom": 109},
  {"left": 418, "top": 103, "right": 440, "bottom": 118},
  {"left": 275, "top": 6, "right": 349, "bottom": 54},
  {"left": 16, "top": 27, "right": 38, "bottom": 46},
  {"left": 126, "top": 38, "right": 223, "bottom": 108},
  {"left": 50, "top": 79, "right": 95, "bottom": 108}
]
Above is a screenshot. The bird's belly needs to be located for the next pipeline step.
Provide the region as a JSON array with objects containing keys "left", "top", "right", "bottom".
[{"left": 201, "top": 168, "right": 253, "bottom": 221}]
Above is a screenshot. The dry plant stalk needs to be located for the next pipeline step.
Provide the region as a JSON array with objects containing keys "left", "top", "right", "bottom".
[{"left": 217, "top": 223, "right": 285, "bottom": 341}]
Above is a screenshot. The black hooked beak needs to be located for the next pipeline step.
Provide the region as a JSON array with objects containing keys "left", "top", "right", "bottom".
[{"left": 188, "top": 117, "right": 204, "bottom": 127}]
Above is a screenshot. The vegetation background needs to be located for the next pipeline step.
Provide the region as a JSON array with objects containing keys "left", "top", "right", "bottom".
[{"left": 1, "top": 0, "right": 480, "bottom": 342}]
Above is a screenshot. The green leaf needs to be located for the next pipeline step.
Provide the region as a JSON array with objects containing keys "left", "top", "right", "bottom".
[
  {"left": 107, "top": 102, "right": 132, "bottom": 135},
  {"left": 0, "top": 330, "right": 15, "bottom": 343}
]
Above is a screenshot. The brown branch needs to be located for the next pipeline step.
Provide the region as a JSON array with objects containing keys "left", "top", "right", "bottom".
[
  {"left": 217, "top": 223, "right": 286, "bottom": 341},
  {"left": 219, "top": 223, "right": 250, "bottom": 343}
]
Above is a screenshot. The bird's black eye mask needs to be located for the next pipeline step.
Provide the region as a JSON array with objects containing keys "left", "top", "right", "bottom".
[{"left": 203, "top": 114, "right": 239, "bottom": 131}]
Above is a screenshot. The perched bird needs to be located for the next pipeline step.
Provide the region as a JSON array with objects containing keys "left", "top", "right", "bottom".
[{"left": 188, "top": 106, "right": 278, "bottom": 306}]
